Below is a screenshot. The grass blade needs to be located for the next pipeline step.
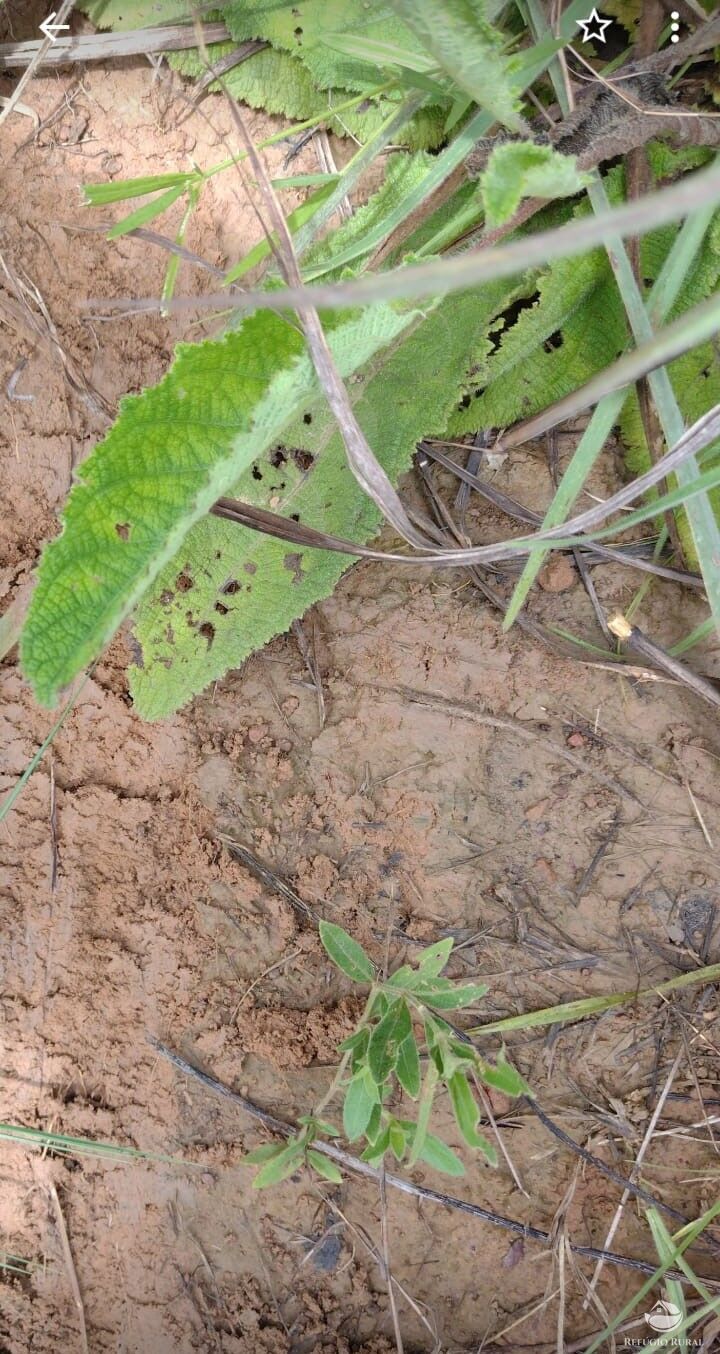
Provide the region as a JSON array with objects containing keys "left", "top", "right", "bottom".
[
  {"left": 504, "top": 185, "right": 719, "bottom": 627},
  {"left": 470, "top": 962, "right": 720, "bottom": 1036}
]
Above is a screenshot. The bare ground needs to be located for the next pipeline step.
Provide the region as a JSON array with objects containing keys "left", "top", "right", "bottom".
[{"left": 1, "top": 16, "right": 720, "bottom": 1353}]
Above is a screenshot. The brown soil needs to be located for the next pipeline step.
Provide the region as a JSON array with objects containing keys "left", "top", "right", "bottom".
[{"left": 2, "top": 13, "right": 720, "bottom": 1353}]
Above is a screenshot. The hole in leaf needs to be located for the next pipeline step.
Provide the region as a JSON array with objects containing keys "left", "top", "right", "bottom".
[
  {"left": 284, "top": 552, "right": 305, "bottom": 584},
  {"left": 252, "top": 466, "right": 263, "bottom": 481},
  {"left": 270, "top": 448, "right": 287, "bottom": 468},
  {"left": 302, "top": 412, "right": 312, "bottom": 425},
  {"left": 292, "top": 448, "right": 314, "bottom": 472},
  {"left": 221, "top": 578, "right": 241, "bottom": 594},
  {"left": 215, "top": 602, "right": 229, "bottom": 616},
  {"left": 543, "top": 330, "right": 563, "bottom": 352}
]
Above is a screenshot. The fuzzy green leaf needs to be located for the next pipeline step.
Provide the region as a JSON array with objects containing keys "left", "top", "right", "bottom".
[
  {"left": 415, "top": 980, "right": 489, "bottom": 1010},
  {"left": 407, "top": 1059, "right": 440, "bottom": 1166},
  {"left": 319, "top": 921, "right": 375, "bottom": 984},
  {"left": 368, "top": 1000, "right": 412, "bottom": 1084},
  {"left": 481, "top": 141, "right": 588, "bottom": 228},
  {"left": 343, "top": 1073, "right": 377, "bottom": 1141},
  {"left": 445, "top": 1075, "right": 497, "bottom": 1163},
  {"left": 78, "top": 0, "right": 183, "bottom": 27},
  {"left": 361, "top": 1125, "right": 391, "bottom": 1164},
  {"left": 129, "top": 281, "right": 510, "bottom": 717},
  {"left": 415, "top": 937, "right": 454, "bottom": 976},
  {"left": 389, "top": 1121, "right": 407, "bottom": 1161},
  {"left": 395, "top": 1033, "right": 422, "bottom": 1099},
  {"left": 389, "top": 0, "right": 521, "bottom": 129},
  {"left": 252, "top": 1140, "right": 305, "bottom": 1188},
  {"left": 170, "top": 43, "right": 447, "bottom": 149},
  {"left": 241, "top": 1142, "right": 285, "bottom": 1165},
  {"left": 417, "top": 1132, "right": 466, "bottom": 1176},
  {"left": 21, "top": 304, "right": 417, "bottom": 708},
  {"left": 447, "top": 1073, "right": 483, "bottom": 1147},
  {"left": 225, "top": 0, "right": 435, "bottom": 95},
  {"left": 306, "top": 1149, "right": 343, "bottom": 1183},
  {"left": 478, "top": 1051, "right": 530, "bottom": 1099}
]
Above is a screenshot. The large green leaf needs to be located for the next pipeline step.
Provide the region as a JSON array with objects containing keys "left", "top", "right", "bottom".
[
  {"left": 224, "top": 0, "right": 434, "bottom": 95},
  {"left": 389, "top": 0, "right": 521, "bottom": 130},
  {"left": 450, "top": 160, "right": 720, "bottom": 437},
  {"left": 319, "top": 921, "right": 375, "bottom": 984},
  {"left": 21, "top": 305, "right": 419, "bottom": 708},
  {"left": 78, "top": 0, "right": 187, "bottom": 26},
  {"left": 169, "top": 44, "right": 447, "bottom": 149},
  {"left": 129, "top": 281, "right": 511, "bottom": 717}
]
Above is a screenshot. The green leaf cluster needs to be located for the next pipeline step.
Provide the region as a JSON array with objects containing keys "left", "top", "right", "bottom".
[{"left": 242, "top": 924, "right": 529, "bottom": 1189}]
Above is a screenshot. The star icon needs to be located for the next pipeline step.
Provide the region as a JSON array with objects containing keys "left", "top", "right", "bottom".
[{"left": 576, "top": 7, "right": 613, "bottom": 42}]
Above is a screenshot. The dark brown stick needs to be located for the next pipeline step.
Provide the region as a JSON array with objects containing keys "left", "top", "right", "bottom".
[
  {"left": 0, "top": 23, "right": 231, "bottom": 69},
  {"left": 148, "top": 1036, "right": 720, "bottom": 1289}
]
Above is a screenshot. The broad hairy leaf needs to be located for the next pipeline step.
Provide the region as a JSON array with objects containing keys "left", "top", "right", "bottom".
[
  {"left": 170, "top": 43, "right": 447, "bottom": 149},
  {"left": 447, "top": 1073, "right": 497, "bottom": 1162},
  {"left": 241, "top": 1142, "right": 286, "bottom": 1165},
  {"left": 481, "top": 142, "right": 589, "bottom": 228},
  {"left": 450, "top": 161, "right": 720, "bottom": 443},
  {"left": 21, "top": 304, "right": 419, "bottom": 708},
  {"left": 306, "top": 1149, "right": 343, "bottom": 1183},
  {"left": 414, "top": 979, "right": 488, "bottom": 1010},
  {"left": 477, "top": 1050, "right": 530, "bottom": 1098},
  {"left": 319, "top": 921, "right": 375, "bottom": 984},
  {"left": 415, "top": 936, "right": 454, "bottom": 976},
  {"left": 77, "top": 0, "right": 185, "bottom": 25},
  {"left": 417, "top": 1131, "right": 465, "bottom": 1176},
  {"left": 395, "top": 1033, "right": 421, "bottom": 1098},
  {"left": 224, "top": 0, "right": 436, "bottom": 95},
  {"left": 129, "top": 281, "right": 511, "bottom": 718},
  {"left": 252, "top": 1139, "right": 305, "bottom": 1188},
  {"left": 389, "top": 0, "right": 521, "bottom": 129},
  {"left": 367, "top": 1000, "right": 412, "bottom": 1084},
  {"left": 343, "top": 1072, "right": 377, "bottom": 1141}
]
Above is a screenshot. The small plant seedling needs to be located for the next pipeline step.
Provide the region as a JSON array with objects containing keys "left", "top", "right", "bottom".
[{"left": 242, "top": 922, "right": 530, "bottom": 1188}]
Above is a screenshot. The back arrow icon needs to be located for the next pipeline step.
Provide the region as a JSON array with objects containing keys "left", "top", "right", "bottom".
[{"left": 40, "top": 11, "right": 71, "bottom": 42}]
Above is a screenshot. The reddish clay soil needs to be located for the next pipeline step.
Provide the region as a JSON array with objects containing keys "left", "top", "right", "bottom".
[{"left": 2, "top": 8, "right": 720, "bottom": 1352}]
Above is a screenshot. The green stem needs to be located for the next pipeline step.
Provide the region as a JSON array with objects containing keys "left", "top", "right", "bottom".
[{"left": 312, "top": 987, "right": 378, "bottom": 1120}]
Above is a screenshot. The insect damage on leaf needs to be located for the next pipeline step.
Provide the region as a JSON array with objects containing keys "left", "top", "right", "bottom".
[
  {"left": 21, "top": 305, "right": 418, "bottom": 709},
  {"left": 128, "top": 281, "right": 514, "bottom": 718}
]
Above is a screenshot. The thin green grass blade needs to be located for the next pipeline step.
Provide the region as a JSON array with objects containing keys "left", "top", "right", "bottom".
[
  {"left": 504, "top": 393, "right": 624, "bottom": 627},
  {"left": 0, "top": 1122, "right": 195, "bottom": 1167},
  {"left": 106, "top": 185, "right": 186, "bottom": 240},
  {"left": 584, "top": 1201, "right": 720, "bottom": 1354},
  {"left": 504, "top": 198, "right": 720, "bottom": 627},
  {"left": 292, "top": 91, "right": 426, "bottom": 260},
  {"left": 469, "top": 962, "right": 720, "bottom": 1035},
  {"left": 588, "top": 175, "right": 720, "bottom": 640},
  {"left": 302, "top": 103, "right": 494, "bottom": 279},
  {"left": 0, "top": 675, "right": 89, "bottom": 826},
  {"left": 225, "top": 182, "right": 337, "bottom": 284},
  {"left": 647, "top": 1209, "right": 712, "bottom": 1308},
  {"left": 670, "top": 616, "right": 714, "bottom": 655}
]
